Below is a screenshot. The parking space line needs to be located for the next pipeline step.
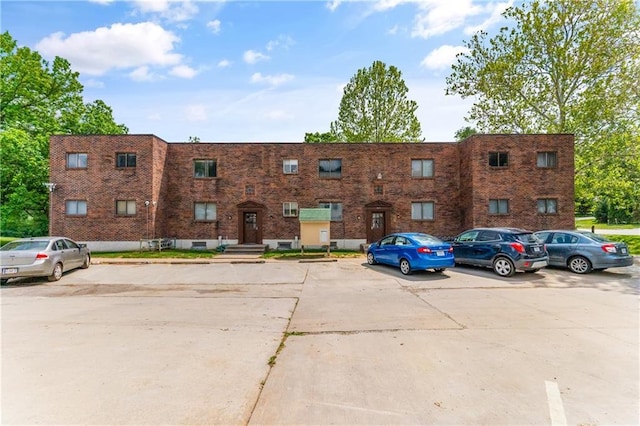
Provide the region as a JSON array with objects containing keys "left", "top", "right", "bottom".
[{"left": 545, "top": 380, "right": 567, "bottom": 426}]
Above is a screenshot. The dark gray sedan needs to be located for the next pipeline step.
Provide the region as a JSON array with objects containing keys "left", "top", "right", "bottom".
[
  {"left": 533, "top": 230, "right": 633, "bottom": 274},
  {"left": 0, "top": 237, "right": 91, "bottom": 285}
]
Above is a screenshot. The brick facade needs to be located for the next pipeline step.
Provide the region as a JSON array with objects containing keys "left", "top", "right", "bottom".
[{"left": 49, "top": 134, "right": 575, "bottom": 250}]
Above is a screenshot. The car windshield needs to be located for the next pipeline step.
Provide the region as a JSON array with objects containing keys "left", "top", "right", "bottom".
[
  {"left": 513, "top": 233, "right": 538, "bottom": 243},
  {"left": 411, "top": 234, "right": 442, "bottom": 245},
  {"left": 578, "top": 232, "right": 612, "bottom": 243},
  {"left": 0, "top": 240, "right": 49, "bottom": 251}
]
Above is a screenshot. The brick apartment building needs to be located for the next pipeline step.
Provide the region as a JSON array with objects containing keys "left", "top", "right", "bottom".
[{"left": 49, "top": 133, "right": 575, "bottom": 251}]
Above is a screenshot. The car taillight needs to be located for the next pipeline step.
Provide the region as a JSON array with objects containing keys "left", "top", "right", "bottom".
[
  {"left": 448, "top": 246, "right": 454, "bottom": 253},
  {"left": 35, "top": 252, "right": 49, "bottom": 259},
  {"left": 601, "top": 244, "right": 617, "bottom": 253},
  {"left": 417, "top": 247, "right": 432, "bottom": 254},
  {"left": 510, "top": 242, "right": 525, "bottom": 253}
]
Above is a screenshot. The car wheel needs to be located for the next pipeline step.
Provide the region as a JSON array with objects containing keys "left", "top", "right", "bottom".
[
  {"left": 568, "top": 256, "right": 592, "bottom": 274},
  {"left": 81, "top": 254, "right": 90, "bottom": 269},
  {"left": 48, "top": 263, "right": 63, "bottom": 282},
  {"left": 493, "top": 257, "right": 515, "bottom": 277},
  {"left": 1, "top": 279, "right": 8, "bottom": 286},
  {"left": 366, "top": 252, "right": 377, "bottom": 265},
  {"left": 399, "top": 258, "right": 412, "bottom": 275},
  {"left": 433, "top": 268, "right": 446, "bottom": 273}
]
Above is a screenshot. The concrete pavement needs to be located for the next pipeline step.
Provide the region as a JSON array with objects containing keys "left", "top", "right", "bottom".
[{"left": 1, "top": 259, "right": 638, "bottom": 425}]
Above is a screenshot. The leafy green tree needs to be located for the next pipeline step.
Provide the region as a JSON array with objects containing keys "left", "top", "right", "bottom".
[
  {"left": 445, "top": 0, "right": 640, "bottom": 220},
  {"left": 1, "top": 31, "right": 128, "bottom": 235},
  {"left": 454, "top": 126, "right": 477, "bottom": 141},
  {"left": 304, "top": 132, "right": 337, "bottom": 143},
  {"left": 330, "top": 60, "right": 422, "bottom": 142}
]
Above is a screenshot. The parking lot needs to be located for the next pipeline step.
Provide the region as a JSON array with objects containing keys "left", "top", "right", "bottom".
[{"left": 1, "top": 258, "right": 639, "bottom": 425}]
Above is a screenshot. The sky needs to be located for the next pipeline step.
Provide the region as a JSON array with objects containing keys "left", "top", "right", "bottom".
[{"left": 2, "top": 0, "right": 516, "bottom": 142}]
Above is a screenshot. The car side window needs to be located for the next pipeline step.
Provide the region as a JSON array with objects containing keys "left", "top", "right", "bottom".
[
  {"left": 535, "top": 232, "right": 550, "bottom": 243},
  {"left": 478, "top": 231, "right": 499, "bottom": 241},
  {"left": 552, "top": 233, "right": 572, "bottom": 244},
  {"left": 380, "top": 236, "right": 395, "bottom": 246},
  {"left": 458, "top": 231, "right": 479, "bottom": 242},
  {"left": 65, "top": 239, "right": 79, "bottom": 249},
  {"left": 395, "top": 236, "right": 408, "bottom": 246},
  {"left": 54, "top": 240, "right": 66, "bottom": 250}
]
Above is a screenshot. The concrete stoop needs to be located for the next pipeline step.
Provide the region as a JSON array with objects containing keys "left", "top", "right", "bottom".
[{"left": 222, "top": 244, "right": 268, "bottom": 255}]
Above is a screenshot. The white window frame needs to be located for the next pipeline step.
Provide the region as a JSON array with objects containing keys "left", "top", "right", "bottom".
[
  {"left": 411, "top": 202, "right": 434, "bottom": 220},
  {"left": 67, "top": 153, "right": 88, "bottom": 169},
  {"left": 65, "top": 200, "right": 87, "bottom": 216},
  {"left": 411, "top": 159, "right": 434, "bottom": 178},
  {"left": 283, "top": 159, "right": 298, "bottom": 174},
  {"left": 318, "top": 202, "right": 343, "bottom": 221},
  {"left": 194, "top": 159, "right": 217, "bottom": 178},
  {"left": 194, "top": 202, "right": 217, "bottom": 221},
  {"left": 283, "top": 202, "right": 298, "bottom": 217},
  {"left": 537, "top": 152, "right": 557, "bottom": 168},
  {"left": 537, "top": 198, "right": 557, "bottom": 214},
  {"left": 116, "top": 200, "right": 136, "bottom": 216}
]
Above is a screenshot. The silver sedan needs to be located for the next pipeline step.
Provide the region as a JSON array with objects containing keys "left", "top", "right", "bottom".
[
  {"left": 533, "top": 230, "right": 633, "bottom": 274},
  {"left": 0, "top": 237, "right": 91, "bottom": 285}
]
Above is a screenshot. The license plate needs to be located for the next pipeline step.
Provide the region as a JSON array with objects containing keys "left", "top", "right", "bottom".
[
  {"left": 621, "top": 248, "right": 627, "bottom": 254},
  {"left": 436, "top": 250, "right": 445, "bottom": 256},
  {"left": 533, "top": 246, "right": 540, "bottom": 252},
  {"left": 2, "top": 268, "right": 18, "bottom": 274}
]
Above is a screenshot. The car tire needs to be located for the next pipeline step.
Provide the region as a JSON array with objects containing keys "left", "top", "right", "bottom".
[
  {"left": 433, "top": 268, "right": 446, "bottom": 273},
  {"left": 568, "top": 256, "right": 592, "bottom": 274},
  {"left": 81, "top": 254, "right": 90, "bottom": 269},
  {"left": 493, "top": 257, "right": 515, "bottom": 277},
  {"left": 399, "top": 258, "right": 412, "bottom": 275},
  {"left": 48, "top": 263, "right": 63, "bottom": 282},
  {"left": 366, "top": 252, "right": 377, "bottom": 265}
]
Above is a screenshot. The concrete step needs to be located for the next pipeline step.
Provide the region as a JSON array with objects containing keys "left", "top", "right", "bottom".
[{"left": 223, "top": 244, "right": 268, "bottom": 255}]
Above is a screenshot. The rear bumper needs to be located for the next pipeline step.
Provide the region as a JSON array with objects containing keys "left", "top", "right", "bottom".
[
  {"left": 591, "top": 256, "right": 634, "bottom": 269},
  {"left": 514, "top": 257, "right": 548, "bottom": 271},
  {"left": 414, "top": 257, "right": 456, "bottom": 270},
  {"left": 1, "top": 261, "right": 54, "bottom": 280}
]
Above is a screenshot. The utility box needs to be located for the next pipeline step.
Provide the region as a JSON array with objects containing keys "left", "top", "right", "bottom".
[{"left": 299, "top": 208, "right": 331, "bottom": 248}]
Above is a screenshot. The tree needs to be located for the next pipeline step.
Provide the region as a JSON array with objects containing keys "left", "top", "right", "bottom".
[
  {"left": 445, "top": 0, "right": 640, "bottom": 220},
  {"left": 329, "top": 60, "right": 422, "bottom": 142},
  {"left": 454, "top": 126, "right": 477, "bottom": 141},
  {"left": 0, "top": 31, "right": 128, "bottom": 235},
  {"left": 304, "top": 132, "right": 337, "bottom": 143}
]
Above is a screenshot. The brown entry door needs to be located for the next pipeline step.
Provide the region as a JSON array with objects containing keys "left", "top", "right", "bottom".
[
  {"left": 244, "top": 212, "right": 259, "bottom": 244},
  {"left": 369, "top": 212, "right": 386, "bottom": 242}
]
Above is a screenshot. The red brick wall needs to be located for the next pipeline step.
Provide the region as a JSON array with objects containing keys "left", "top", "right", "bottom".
[{"left": 49, "top": 134, "right": 574, "bottom": 243}]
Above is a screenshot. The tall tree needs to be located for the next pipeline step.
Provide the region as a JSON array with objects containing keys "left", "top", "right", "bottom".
[
  {"left": 329, "top": 60, "right": 422, "bottom": 142},
  {"left": 454, "top": 126, "right": 478, "bottom": 141},
  {"left": 304, "top": 132, "right": 337, "bottom": 143},
  {"left": 0, "top": 31, "right": 128, "bottom": 235},
  {"left": 445, "top": 0, "right": 640, "bottom": 221}
]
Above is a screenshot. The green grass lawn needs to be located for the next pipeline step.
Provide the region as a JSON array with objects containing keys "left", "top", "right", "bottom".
[
  {"left": 92, "top": 249, "right": 218, "bottom": 259},
  {"left": 575, "top": 218, "right": 639, "bottom": 230}
]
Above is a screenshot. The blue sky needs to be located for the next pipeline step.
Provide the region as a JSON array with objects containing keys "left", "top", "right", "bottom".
[{"left": 2, "top": 0, "right": 515, "bottom": 142}]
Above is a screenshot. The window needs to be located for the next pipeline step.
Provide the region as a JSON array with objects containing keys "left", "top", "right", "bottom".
[
  {"left": 65, "top": 200, "right": 87, "bottom": 216},
  {"left": 411, "top": 159, "right": 434, "bottom": 177},
  {"left": 319, "top": 159, "right": 342, "bottom": 178},
  {"left": 116, "top": 200, "right": 136, "bottom": 216},
  {"left": 374, "top": 185, "right": 384, "bottom": 195},
  {"left": 245, "top": 184, "right": 255, "bottom": 196},
  {"left": 67, "top": 153, "right": 88, "bottom": 169},
  {"left": 537, "top": 152, "right": 557, "bottom": 168},
  {"left": 318, "top": 202, "right": 343, "bottom": 221},
  {"left": 194, "top": 202, "right": 217, "bottom": 221},
  {"left": 489, "top": 152, "right": 509, "bottom": 167},
  {"left": 283, "top": 159, "right": 298, "bottom": 174},
  {"left": 283, "top": 202, "right": 298, "bottom": 217},
  {"left": 116, "top": 153, "right": 137, "bottom": 168},
  {"left": 411, "top": 202, "right": 435, "bottom": 220},
  {"left": 537, "top": 198, "right": 557, "bottom": 214},
  {"left": 194, "top": 160, "right": 217, "bottom": 178},
  {"left": 489, "top": 199, "right": 509, "bottom": 214}
]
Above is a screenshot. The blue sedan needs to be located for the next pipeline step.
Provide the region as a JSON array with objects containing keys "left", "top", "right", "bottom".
[{"left": 366, "top": 232, "right": 454, "bottom": 275}]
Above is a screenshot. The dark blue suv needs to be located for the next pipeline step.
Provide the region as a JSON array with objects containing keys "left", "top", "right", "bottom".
[{"left": 451, "top": 228, "right": 548, "bottom": 277}]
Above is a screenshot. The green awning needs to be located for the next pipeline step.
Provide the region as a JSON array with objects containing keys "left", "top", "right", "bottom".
[{"left": 299, "top": 208, "right": 331, "bottom": 222}]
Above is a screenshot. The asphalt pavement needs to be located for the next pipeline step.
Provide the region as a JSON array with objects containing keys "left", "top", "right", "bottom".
[{"left": 1, "top": 258, "right": 638, "bottom": 425}]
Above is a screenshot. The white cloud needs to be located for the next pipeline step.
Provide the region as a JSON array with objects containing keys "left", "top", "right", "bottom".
[
  {"left": 35, "top": 22, "right": 183, "bottom": 76},
  {"left": 411, "top": 0, "right": 484, "bottom": 38},
  {"left": 82, "top": 78, "right": 105, "bottom": 88},
  {"left": 217, "top": 59, "right": 232, "bottom": 68},
  {"left": 250, "top": 73, "right": 294, "bottom": 86},
  {"left": 129, "top": 66, "right": 158, "bottom": 82},
  {"left": 185, "top": 104, "right": 208, "bottom": 122},
  {"left": 266, "top": 110, "right": 294, "bottom": 120},
  {"left": 243, "top": 50, "right": 270, "bottom": 64},
  {"left": 421, "top": 45, "right": 469, "bottom": 70},
  {"left": 131, "top": 0, "right": 199, "bottom": 22},
  {"left": 464, "top": 1, "right": 512, "bottom": 35},
  {"left": 170, "top": 65, "right": 198, "bottom": 78},
  {"left": 207, "top": 19, "right": 221, "bottom": 34},
  {"left": 266, "top": 35, "right": 295, "bottom": 51},
  {"left": 326, "top": 0, "right": 341, "bottom": 12}
]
